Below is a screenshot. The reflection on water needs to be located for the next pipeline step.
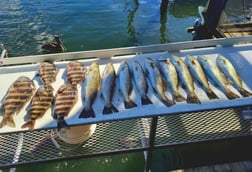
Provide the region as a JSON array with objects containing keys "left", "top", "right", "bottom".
[{"left": 0, "top": 0, "right": 207, "bottom": 57}]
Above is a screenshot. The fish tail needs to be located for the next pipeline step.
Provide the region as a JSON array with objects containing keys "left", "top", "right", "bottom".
[
  {"left": 0, "top": 115, "right": 16, "bottom": 128},
  {"left": 103, "top": 103, "right": 119, "bottom": 115},
  {"left": 173, "top": 92, "right": 186, "bottom": 102},
  {"left": 239, "top": 87, "right": 252, "bottom": 97},
  {"left": 79, "top": 107, "right": 95, "bottom": 118},
  {"left": 57, "top": 115, "right": 69, "bottom": 131},
  {"left": 141, "top": 96, "right": 152, "bottom": 105},
  {"left": 187, "top": 92, "right": 201, "bottom": 104},
  {"left": 225, "top": 90, "right": 239, "bottom": 100},
  {"left": 124, "top": 99, "right": 137, "bottom": 109},
  {"left": 21, "top": 120, "right": 36, "bottom": 131},
  {"left": 206, "top": 89, "right": 219, "bottom": 99},
  {"left": 161, "top": 97, "right": 176, "bottom": 107}
]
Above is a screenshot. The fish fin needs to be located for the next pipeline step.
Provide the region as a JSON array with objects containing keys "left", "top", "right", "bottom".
[
  {"left": 161, "top": 97, "right": 176, "bottom": 107},
  {"left": 224, "top": 90, "right": 239, "bottom": 100},
  {"left": 173, "top": 92, "right": 186, "bottom": 102},
  {"left": 103, "top": 103, "right": 119, "bottom": 115},
  {"left": 79, "top": 107, "right": 95, "bottom": 118},
  {"left": 21, "top": 120, "right": 36, "bottom": 131},
  {"left": 0, "top": 115, "right": 16, "bottom": 128},
  {"left": 238, "top": 87, "right": 252, "bottom": 97},
  {"left": 187, "top": 92, "right": 201, "bottom": 104},
  {"left": 124, "top": 99, "right": 137, "bottom": 109},
  {"left": 206, "top": 89, "right": 219, "bottom": 99},
  {"left": 141, "top": 96, "right": 152, "bottom": 105},
  {"left": 57, "top": 115, "right": 69, "bottom": 131}
]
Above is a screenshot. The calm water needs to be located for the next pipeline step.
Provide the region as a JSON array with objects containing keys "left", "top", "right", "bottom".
[
  {"left": 0, "top": 0, "right": 208, "bottom": 171},
  {"left": 0, "top": 0, "right": 206, "bottom": 57}
]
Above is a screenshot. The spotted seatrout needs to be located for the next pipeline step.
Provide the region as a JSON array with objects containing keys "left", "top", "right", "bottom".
[
  {"left": 38, "top": 62, "right": 59, "bottom": 89},
  {"left": 158, "top": 58, "right": 185, "bottom": 102},
  {"left": 101, "top": 62, "right": 118, "bottom": 114},
  {"left": 79, "top": 61, "right": 101, "bottom": 118},
  {"left": 53, "top": 84, "right": 78, "bottom": 130},
  {"left": 185, "top": 55, "right": 218, "bottom": 99},
  {"left": 22, "top": 86, "right": 54, "bottom": 130},
  {"left": 170, "top": 55, "right": 201, "bottom": 104},
  {"left": 216, "top": 54, "right": 252, "bottom": 97},
  {"left": 132, "top": 61, "right": 152, "bottom": 105},
  {"left": 198, "top": 55, "right": 239, "bottom": 100},
  {"left": 66, "top": 61, "right": 87, "bottom": 86},
  {"left": 145, "top": 58, "right": 175, "bottom": 107},
  {"left": 0, "top": 76, "right": 36, "bottom": 128},
  {"left": 117, "top": 61, "right": 137, "bottom": 109}
]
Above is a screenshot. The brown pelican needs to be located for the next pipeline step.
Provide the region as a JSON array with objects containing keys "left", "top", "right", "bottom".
[
  {"left": 0, "top": 44, "right": 8, "bottom": 58},
  {"left": 41, "top": 35, "right": 66, "bottom": 53}
]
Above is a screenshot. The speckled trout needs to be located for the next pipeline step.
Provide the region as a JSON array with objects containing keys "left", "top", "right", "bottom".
[
  {"left": 117, "top": 61, "right": 137, "bottom": 109},
  {"left": 216, "top": 54, "right": 252, "bottom": 97},
  {"left": 185, "top": 55, "right": 218, "bottom": 99},
  {"left": 198, "top": 55, "right": 239, "bottom": 100},
  {"left": 158, "top": 58, "right": 185, "bottom": 102},
  {"left": 132, "top": 61, "right": 152, "bottom": 105},
  {"left": 145, "top": 58, "right": 175, "bottom": 107},
  {"left": 170, "top": 55, "right": 201, "bottom": 104},
  {"left": 79, "top": 61, "right": 101, "bottom": 118},
  {"left": 101, "top": 62, "right": 118, "bottom": 114}
]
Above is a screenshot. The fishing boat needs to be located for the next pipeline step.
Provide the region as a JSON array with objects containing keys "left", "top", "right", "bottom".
[{"left": 187, "top": 0, "right": 252, "bottom": 40}]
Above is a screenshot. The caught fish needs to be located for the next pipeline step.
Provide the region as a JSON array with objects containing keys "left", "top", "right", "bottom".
[
  {"left": 216, "top": 54, "right": 252, "bottom": 97},
  {"left": 158, "top": 58, "right": 185, "bottom": 102},
  {"left": 101, "top": 62, "right": 118, "bottom": 114},
  {"left": 198, "top": 55, "right": 239, "bottom": 100},
  {"left": 38, "top": 62, "right": 59, "bottom": 89},
  {"left": 79, "top": 61, "right": 101, "bottom": 118},
  {"left": 53, "top": 84, "right": 78, "bottom": 130},
  {"left": 22, "top": 86, "right": 54, "bottom": 131},
  {"left": 132, "top": 61, "right": 152, "bottom": 105},
  {"left": 117, "top": 61, "right": 137, "bottom": 109},
  {"left": 0, "top": 76, "right": 36, "bottom": 128},
  {"left": 144, "top": 58, "right": 175, "bottom": 107},
  {"left": 170, "top": 55, "right": 201, "bottom": 104},
  {"left": 66, "top": 61, "right": 87, "bottom": 86},
  {"left": 185, "top": 55, "right": 218, "bottom": 99}
]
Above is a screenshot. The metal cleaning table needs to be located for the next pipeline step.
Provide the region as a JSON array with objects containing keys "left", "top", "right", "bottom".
[{"left": 0, "top": 36, "right": 252, "bottom": 171}]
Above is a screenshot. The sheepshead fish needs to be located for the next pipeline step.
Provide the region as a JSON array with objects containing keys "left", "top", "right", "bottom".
[
  {"left": 145, "top": 58, "right": 175, "bottom": 107},
  {"left": 118, "top": 61, "right": 137, "bottom": 109},
  {"left": 216, "top": 54, "right": 252, "bottom": 97},
  {"left": 158, "top": 58, "right": 185, "bottom": 102},
  {"left": 66, "top": 61, "right": 87, "bottom": 86},
  {"left": 0, "top": 76, "right": 36, "bottom": 128},
  {"left": 101, "top": 62, "right": 118, "bottom": 114},
  {"left": 198, "top": 55, "right": 239, "bottom": 100},
  {"left": 22, "top": 86, "right": 54, "bottom": 130},
  {"left": 185, "top": 55, "right": 218, "bottom": 99},
  {"left": 132, "top": 61, "right": 152, "bottom": 105},
  {"left": 38, "top": 62, "right": 59, "bottom": 89},
  {"left": 79, "top": 61, "right": 101, "bottom": 118},
  {"left": 170, "top": 55, "right": 201, "bottom": 104},
  {"left": 53, "top": 84, "right": 78, "bottom": 130}
]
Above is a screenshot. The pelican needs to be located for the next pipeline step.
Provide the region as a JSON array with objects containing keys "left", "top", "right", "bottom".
[
  {"left": 0, "top": 44, "right": 8, "bottom": 58},
  {"left": 41, "top": 35, "right": 66, "bottom": 53}
]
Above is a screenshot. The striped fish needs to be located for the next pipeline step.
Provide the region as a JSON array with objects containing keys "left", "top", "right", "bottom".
[
  {"left": 53, "top": 84, "right": 78, "bottom": 130},
  {"left": 66, "top": 61, "right": 87, "bottom": 86},
  {"left": 38, "top": 62, "right": 59, "bottom": 89},
  {"left": 21, "top": 86, "right": 54, "bottom": 131},
  {"left": 0, "top": 76, "right": 36, "bottom": 128}
]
